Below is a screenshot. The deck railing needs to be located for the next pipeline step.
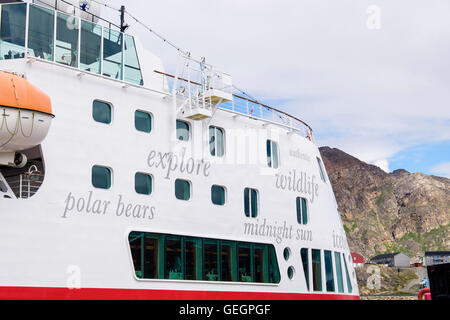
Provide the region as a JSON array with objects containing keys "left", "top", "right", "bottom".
[{"left": 4, "top": 172, "right": 44, "bottom": 199}]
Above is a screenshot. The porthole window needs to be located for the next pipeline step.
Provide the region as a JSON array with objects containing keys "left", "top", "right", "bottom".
[
  {"left": 135, "top": 110, "right": 152, "bottom": 133},
  {"left": 283, "top": 248, "right": 291, "bottom": 261},
  {"left": 92, "top": 165, "right": 112, "bottom": 189},
  {"left": 211, "top": 185, "right": 226, "bottom": 206},
  {"left": 175, "top": 179, "right": 191, "bottom": 201},
  {"left": 176, "top": 120, "right": 190, "bottom": 141},
  {"left": 288, "top": 266, "right": 295, "bottom": 280},
  {"left": 93, "top": 100, "right": 112, "bottom": 124},
  {"left": 135, "top": 172, "right": 152, "bottom": 195}
]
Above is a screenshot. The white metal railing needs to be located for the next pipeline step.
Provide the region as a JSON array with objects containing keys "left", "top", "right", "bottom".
[{"left": 4, "top": 171, "right": 44, "bottom": 199}]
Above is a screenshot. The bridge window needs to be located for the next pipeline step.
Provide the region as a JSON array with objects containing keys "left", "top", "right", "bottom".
[
  {"left": 209, "top": 126, "right": 225, "bottom": 157},
  {"left": 0, "top": 3, "right": 27, "bottom": 60},
  {"left": 135, "top": 172, "right": 152, "bottom": 195},
  {"left": 176, "top": 120, "right": 190, "bottom": 141},
  {"left": 124, "top": 34, "right": 143, "bottom": 85},
  {"left": 312, "top": 249, "right": 322, "bottom": 291},
  {"left": 80, "top": 20, "right": 101, "bottom": 74},
  {"left": 135, "top": 110, "right": 152, "bottom": 133},
  {"left": 128, "top": 231, "right": 280, "bottom": 284},
  {"left": 56, "top": 12, "right": 78, "bottom": 67},
  {"left": 92, "top": 165, "right": 112, "bottom": 189},
  {"left": 334, "top": 252, "right": 344, "bottom": 293},
  {"left": 175, "top": 179, "right": 190, "bottom": 201},
  {"left": 103, "top": 27, "right": 122, "bottom": 80},
  {"left": 324, "top": 250, "right": 335, "bottom": 292},
  {"left": 301, "top": 248, "right": 310, "bottom": 290},
  {"left": 266, "top": 140, "right": 279, "bottom": 169},
  {"left": 244, "top": 188, "right": 258, "bottom": 218},
  {"left": 317, "top": 157, "right": 327, "bottom": 182},
  {"left": 28, "top": 4, "right": 54, "bottom": 61},
  {"left": 296, "top": 197, "right": 308, "bottom": 225},
  {"left": 92, "top": 100, "right": 112, "bottom": 124},
  {"left": 211, "top": 185, "right": 226, "bottom": 206}
]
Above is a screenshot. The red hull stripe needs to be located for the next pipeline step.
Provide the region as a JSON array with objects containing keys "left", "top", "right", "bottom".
[{"left": 0, "top": 286, "right": 359, "bottom": 300}]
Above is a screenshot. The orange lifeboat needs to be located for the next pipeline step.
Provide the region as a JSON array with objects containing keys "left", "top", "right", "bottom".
[{"left": 0, "top": 71, "right": 54, "bottom": 153}]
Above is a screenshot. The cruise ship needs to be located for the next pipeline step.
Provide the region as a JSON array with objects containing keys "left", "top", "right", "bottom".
[{"left": 0, "top": 0, "right": 359, "bottom": 299}]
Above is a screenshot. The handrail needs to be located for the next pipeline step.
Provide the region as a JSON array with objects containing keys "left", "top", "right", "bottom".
[{"left": 153, "top": 70, "right": 314, "bottom": 134}]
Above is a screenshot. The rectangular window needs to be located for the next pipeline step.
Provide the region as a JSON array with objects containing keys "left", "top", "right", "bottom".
[
  {"left": 124, "top": 34, "right": 143, "bottom": 85},
  {"left": 324, "top": 250, "right": 335, "bottom": 292},
  {"left": 0, "top": 3, "right": 27, "bottom": 60},
  {"left": 312, "top": 249, "right": 322, "bottom": 291},
  {"left": 175, "top": 179, "right": 190, "bottom": 201},
  {"left": 176, "top": 120, "right": 190, "bottom": 141},
  {"left": 296, "top": 197, "right": 308, "bottom": 224},
  {"left": 165, "top": 236, "right": 183, "bottom": 279},
  {"left": 128, "top": 231, "right": 281, "bottom": 284},
  {"left": 103, "top": 27, "right": 122, "bottom": 80},
  {"left": 56, "top": 12, "right": 78, "bottom": 67},
  {"left": 80, "top": 20, "right": 101, "bottom": 74},
  {"left": 301, "top": 248, "right": 310, "bottom": 291},
  {"left": 91, "top": 165, "right": 111, "bottom": 189},
  {"left": 211, "top": 185, "right": 226, "bottom": 206},
  {"left": 203, "top": 240, "right": 219, "bottom": 281},
  {"left": 334, "top": 252, "right": 344, "bottom": 293},
  {"left": 238, "top": 243, "right": 252, "bottom": 282},
  {"left": 209, "top": 126, "right": 225, "bottom": 157},
  {"left": 92, "top": 100, "right": 112, "bottom": 124},
  {"left": 135, "top": 110, "right": 152, "bottom": 133},
  {"left": 244, "top": 188, "right": 258, "bottom": 218},
  {"left": 317, "top": 157, "right": 327, "bottom": 182},
  {"left": 343, "top": 253, "right": 353, "bottom": 293},
  {"left": 28, "top": 4, "right": 54, "bottom": 61},
  {"left": 266, "top": 140, "right": 279, "bottom": 169},
  {"left": 135, "top": 172, "right": 152, "bottom": 195}
]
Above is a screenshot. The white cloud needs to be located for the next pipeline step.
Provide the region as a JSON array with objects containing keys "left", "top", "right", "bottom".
[
  {"left": 430, "top": 162, "right": 450, "bottom": 178},
  {"left": 373, "top": 159, "right": 390, "bottom": 173},
  {"left": 101, "top": 0, "right": 450, "bottom": 166}
]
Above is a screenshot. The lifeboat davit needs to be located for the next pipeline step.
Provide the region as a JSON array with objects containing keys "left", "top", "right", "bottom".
[{"left": 0, "top": 71, "right": 54, "bottom": 153}]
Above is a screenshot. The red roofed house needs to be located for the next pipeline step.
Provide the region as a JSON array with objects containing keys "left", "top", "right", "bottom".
[{"left": 351, "top": 252, "right": 364, "bottom": 268}]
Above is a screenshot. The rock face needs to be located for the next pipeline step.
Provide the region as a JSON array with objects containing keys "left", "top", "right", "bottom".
[{"left": 319, "top": 147, "right": 450, "bottom": 261}]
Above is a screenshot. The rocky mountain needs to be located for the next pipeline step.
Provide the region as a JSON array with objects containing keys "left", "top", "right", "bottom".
[{"left": 319, "top": 147, "right": 450, "bottom": 261}]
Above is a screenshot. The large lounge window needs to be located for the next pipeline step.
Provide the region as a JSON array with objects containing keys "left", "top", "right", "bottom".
[
  {"left": 56, "top": 12, "right": 78, "bottom": 67},
  {"left": 301, "top": 248, "right": 310, "bottom": 290},
  {"left": 312, "top": 249, "right": 322, "bottom": 291},
  {"left": 244, "top": 188, "right": 258, "bottom": 218},
  {"left": 103, "top": 27, "right": 122, "bottom": 80},
  {"left": 324, "top": 250, "right": 335, "bottom": 292},
  {"left": 343, "top": 253, "right": 353, "bottom": 293},
  {"left": 128, "top": 231, "right": 281, "bottom": 284},
  {"left": 209, "top": 126, "right": 224, "bottom": 157},
  {"left": 266, "top": 140, "right": 279, "bottom": 169},
  {"left": 80, "top": 20, "right": 101, "bottom": 74},
  {"left": 334, "top": 252, "right": 344, "bottom": 293},
  {"left": 28, "top": 4, "right": 54, "bottom": 61},
  {"left": 0, "top": 3, "right": 27, "bottom": 60}
]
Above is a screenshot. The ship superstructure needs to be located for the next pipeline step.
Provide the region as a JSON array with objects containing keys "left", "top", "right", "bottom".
[{"left": 0, "top": 0, "right": 359, "bottom": 299}]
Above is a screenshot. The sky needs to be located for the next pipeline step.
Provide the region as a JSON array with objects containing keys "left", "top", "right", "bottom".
[{"left": 95, "top": 0, "right": 449, "bottom": 177}]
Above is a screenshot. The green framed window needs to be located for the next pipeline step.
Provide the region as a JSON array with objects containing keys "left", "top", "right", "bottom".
[
  {"left": 343, "top": 253, "right": 353, "bottom": 293},
  {"left": 334, "top": 252, "right": 344, "bottom": 293},
  {"left": 135, "top": 172, "right": 152, "bottom": 195},
  {"left": 209, "top": 126, "right": 225, "bottom": 157},
  {"left": 135, "top": 110, "right": 152, "bottom": 133},
  {"left": 211, "top": 185, "right": 226, "bottom": 206},
  {"left": 127, "top": 231, "right": 280, "bottom": 284},
  {"left": 244, "top": 188, "right": 258, "bottom": 218},
  {"left": 296, "top": 197, "right": 308, "bottom": 225},
  {"left": 92, "top": 165, "right": 111, "bottom": 189},
  {"left": 176, "top": 120, "right": 190, "bottom": 141},
  {"left": 301, "top": 248, "right": 310, "bottom": 290},
  {"left": 93, "top": 100, "right": 112, "bottom": 124},
  {"left": 175, "top": 179, "right": 190, "bottom": 201},
  {"left": 266, "top": 140, "right": 279, "bottom": 169},
  {"left": 312, "top": 249, "right": 322, "bottom": 291},
  {"left": 324, "top": 250, "right": 335, "bottom": 292}
]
